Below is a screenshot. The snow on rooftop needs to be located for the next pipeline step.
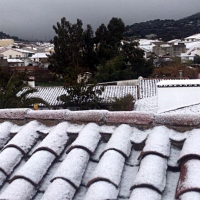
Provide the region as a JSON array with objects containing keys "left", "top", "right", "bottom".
[
  {"left": 185, "top": 33, "right": 200, "bottom": 40},
  {"left": 157, "top": 79, "right": 200, "bottom": 86},
  {"left": 7, "top": 59, "right": 24, "bottom": 63},
  {"left": 135, "top": 95, "right": 200, "bottom": 114},
  {"left": 31, "top": 53, "right": 50, "bottom": 59}
]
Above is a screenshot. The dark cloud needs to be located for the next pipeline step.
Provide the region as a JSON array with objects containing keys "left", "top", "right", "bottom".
[{"left": 1, "top": 0, "right": 200, "bottom": 40}]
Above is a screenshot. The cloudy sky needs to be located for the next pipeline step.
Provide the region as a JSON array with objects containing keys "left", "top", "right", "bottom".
[{"left": 1, "top": 0, "right": 200, "bottom": 41}]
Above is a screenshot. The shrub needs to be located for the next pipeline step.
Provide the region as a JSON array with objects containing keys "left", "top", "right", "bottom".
[
  {"left": 57, "top": 81, "right": 104, "bottom": 110},
  {"left": 109, "top": 94, "right": 134, "bottom": 111}
]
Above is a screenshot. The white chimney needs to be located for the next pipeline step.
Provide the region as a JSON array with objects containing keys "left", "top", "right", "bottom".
[{"left": 28, "top": 76, "right": 35, "bottom": 87}]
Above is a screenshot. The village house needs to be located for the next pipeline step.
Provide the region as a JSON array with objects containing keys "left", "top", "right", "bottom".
[{"left": 0, "top": 39, "right": 14, "bottom": 47}]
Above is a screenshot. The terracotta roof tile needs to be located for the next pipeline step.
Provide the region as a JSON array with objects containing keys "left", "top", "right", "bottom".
[
  {"left": 0, "top": 108, "right": 30, "bottom": 119},
  {"left": 139, "top": 126, "right": 171, "bottom": 159},
  {"left": 51, "top": 148, "right": 89, "bottom": 189},
  {"left": 84, "top": 181, "right": 118, "bottom": 200},
  {"left": 100, "top": 124, "right": 132, "bottom": 158},
  {"left": 26, "top": 110, "right": 67, "bottom": 120},
  {"left": 33, "top": 122, "right": 69, "bottom": 157},
  {"left": 0, "top": 179, "right": 36, "bottom": 200},
  {"left": 130, "top": 187, "right": 162, "bottom": 200},
  {"left": 131, "top": 154, "right": 168, "bottom": 193},
  {"left": 106, "top": 111, "right": 154, "bottom": 125},
  {"left": 4, "top": 121, "right": 40, "bottom": 154},
  {"left": 41, "top": 179, "right": 76, "bottom": 200},
  {"left": 65, "top": 110, "right": 107, "bottom": 123},
  {"left": 87, "top": 150, "right": 125, "bottom": 188},
  {"left": 176, "top": 158, "right": 200, "bottom": 198},
  {"left": 67, "top": 123, "right": 101, "bottom": 155},
  {"left": 0, "top": 122, "right": 13, "bottom": 149},
  {"left": 0, "top": 108, "right": 199, "bottom": 199},
  {"left": 10, "top": 150, "right": 56, "bottom": 186}
]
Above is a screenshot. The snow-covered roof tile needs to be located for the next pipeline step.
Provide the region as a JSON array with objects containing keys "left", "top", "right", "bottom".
[
  {"left": 10, "top": 150, "right": 55, "bottom": 186},
  {"left": 66, "top": 110, "right": 108, "bottom": 123},
  {"left": 130, "top": 128, "right": 149, "bottom": 148},
  {"left": 41, "top": 179, "right": 76, "bottom": 200},
  {"left": 139, "top": 126, "right": 171, "bottom": 159},
  {"left": 129, "top": 188, "right": 162, "bottom": 200},
  {"left": 67, "top": 123, "right": 100, "bottom": 155},
  {"left": 84, "top": 181, "right": 118, "bottom": 200},
  {"left": 0, "top": 148, "right": 22, "bottom": 178},
  {"left": 100, "top": 124, "right": 132, "bottom": 158},
  {"left": 51, "top": 148, "right": 90, "bottom": 189},
  {"left": 131, "top": 154, "right": 167, "bottom": 193},
  {"left": 178, "top": 129, "right": 200, "bottom": 162},
  {"left": 33, "top": 122, "right": 69, "bottom": 157},
  {"left": 0, "top": 122, "right": 13, "bottom": 149},
  {"left": 176, "top": 159, "right": 200, "bottom": 198},
  {"left": 106, "top": 111, "right": 154, "bottom": 125},
  {"left": 0, "top": 108, "right": 199, "bottom": 199},
  {"left": 179, "top": 191, "right": 200, "bottom": 200},
  {"left": 0, "top": 179, "right": 36, "bottom": 200},
  {"left": 4, "top": 121, "right": 40, "bottom": 154},
  {"left": 87, "top": 150, "right": 125, "bottom": 188}
]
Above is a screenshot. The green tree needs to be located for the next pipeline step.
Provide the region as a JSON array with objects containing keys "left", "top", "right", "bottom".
[
  {"left": 49, "top": 18, "right": 96, "bottom": 77},
  {"left": 0, "top": 75, "right": 50, "bottom": 109},
  {"left": 95, "top": 41, "right": 154, "bottom": 82},
  {"left": 95, "top": 56, "right": 126, "bottom": 82},
  {"left": 95, "top": 18, "right": 125, "bottom": 65},
  {"left": 194, "top": 55, "right": 200, "bottom": 64}
]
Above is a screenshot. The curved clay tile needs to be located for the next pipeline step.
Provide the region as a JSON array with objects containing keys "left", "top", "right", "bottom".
[
  {"left": 41, "top": 179, "right": 76, "bottom": 200},
  {"left": 131, "top": 154, "right": 167, "bottom": 193},
  {"left": 0, "top": 148, "right": 22, "bottom": 177},
  {"left": 87, "top": 150, "right": 125, "bottom": 188},
  {"left": 100, "top": 124, "right": 132, "bottom": 159},
  {"left": 178, "top": 129, "right": 200, "bottom": 163},
  {"left": 0, "top": 122, "right": 13, "bottom": 149},
  {"left": 129, "top": 188, "right": 161, "bottom": 200},
  {"left": 10, "top": 151, "right": 55, "bottom": 186},
  {"left": 33, "top": 122, "right": 69, "bottom": 157},
  {"left": 4, "top": 121, "right": 40, "bottom": 155},
  {"left": 176, "top": 158, "right": 200, "bottom": 198},
  {"left": 51, "top": 148, "right": 90, "bottom": 189},
  {"left": 169, "top": 129, "right": 187, "bottom": 143},
  {"left": 138, "top": 126, "right": 170, "bottom": 160},
  {"left": 84, "top": 181, "right": 118, "bottom": 200},
  {"left": 130, "top": 128, "right": 149, "bottom": 150},
  {"left": 67, "top": 123, "right": 101, "bottom": 155},
  {"left": 10, "top": 124, "right": 24, "bottom": 136},
  {"left": 179, "top": 191, "right": 200, "bottom": 200},
  {"left": 0, "top": 179, "right": 36, "bottom": 200}
]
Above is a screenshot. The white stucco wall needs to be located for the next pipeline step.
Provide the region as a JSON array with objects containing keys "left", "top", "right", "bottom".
[{"left": 157, "top": 80, "right": 200, "bottom": 113}]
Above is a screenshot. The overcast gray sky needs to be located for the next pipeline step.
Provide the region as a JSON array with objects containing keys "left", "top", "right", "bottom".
[{"left": 1, "top": 0, "right": 200, "bottom": 41}]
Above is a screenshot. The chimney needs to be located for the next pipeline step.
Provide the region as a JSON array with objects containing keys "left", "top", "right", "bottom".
[{"left": 28, "top": 76, "right": 35, "bottom": 87}]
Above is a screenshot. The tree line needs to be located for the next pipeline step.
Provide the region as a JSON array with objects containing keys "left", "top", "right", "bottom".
[{"left": 48, "top": 17, "right": 153, "bottom": 84}]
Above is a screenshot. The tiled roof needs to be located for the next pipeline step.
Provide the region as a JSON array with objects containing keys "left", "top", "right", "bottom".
[
  {"left": 19, "top": 86, "right": 138, "bottom": 107},
  {"left": 138, "top": 78, "right": 188, "bottom": 99},
  {"left": 0, "top": 109, "right": 200, "bottom": 199}
]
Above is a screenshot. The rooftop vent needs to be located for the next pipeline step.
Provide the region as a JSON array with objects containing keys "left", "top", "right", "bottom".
[{"left": 157, "top": 80, "right": 200, "bottom": 113}]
